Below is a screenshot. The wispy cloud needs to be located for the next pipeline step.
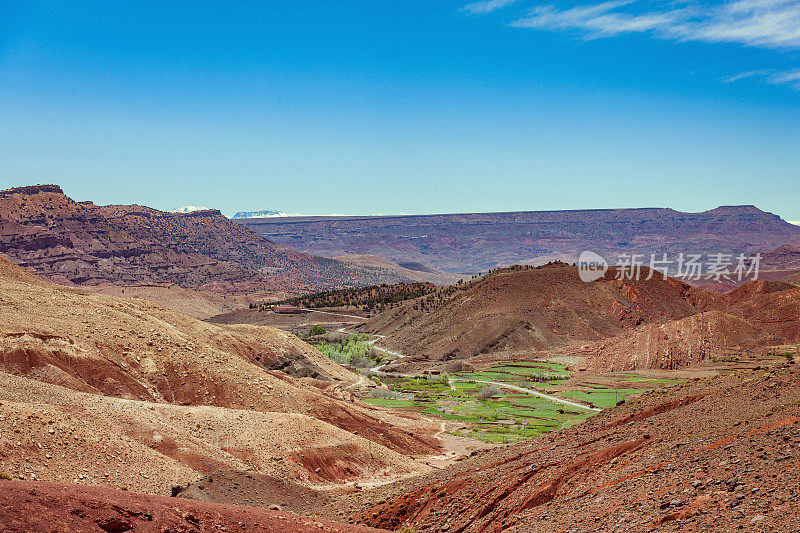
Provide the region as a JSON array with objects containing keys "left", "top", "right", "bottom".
[
  {"left": 769, "top": 68, "right": 800, "bottom": 87},
  {"left": 474, "top": 0, "right": 800, "bottom": 89},
  {"left": 722, "top": 69, "right": 774, "bottom": 83},
  {"left": 511, "top": 1, "right": 684, "bottom": 38},
  {"left": 721, "top": 67, "right": 800, "bottom": 88},
  {"left": 462, "top": 0, "right": 523, "bottom": 15},
  {"left": 508, "top": 0, "right": 800, "bottom": 49}
]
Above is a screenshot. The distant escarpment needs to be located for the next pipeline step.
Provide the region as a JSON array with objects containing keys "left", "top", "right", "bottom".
[
  {"left": 236, "top": 205, "right": 800, "bottom": 273},
  {"left": 0, "top": 184, "right": 455, "bottom": 294}
]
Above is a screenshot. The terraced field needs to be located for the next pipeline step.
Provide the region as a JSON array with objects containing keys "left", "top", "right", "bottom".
[{"left": 362, "top": 362, "right": 686, "bottom": 442}]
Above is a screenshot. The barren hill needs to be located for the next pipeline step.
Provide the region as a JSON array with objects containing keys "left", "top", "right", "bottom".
[
  {"left": 364, "top": 264, "right": 713, "bottom": 366},
  {"left": 0, "top": 254, "right": 443, "bottom": 492},
  {"left": 584, "top": 281, "right": 800, "bottom": 371},
  {"left": 362, "top": 264, "right": 800, "bottom": 372},
  {"left": 688, "top": 244, "right": 800, "bottom": 293},
  {"left": 756, "top": 243, "right": 800, "bottom": 271},
  {"left": 237, "top": 205, "right": 800, "bottom": 274},
  {"left": 0, "top": 184, "right": 459, "bottom": 299},
  {"left": 333, "top": 254, "right": 462, "bottom": 285}
]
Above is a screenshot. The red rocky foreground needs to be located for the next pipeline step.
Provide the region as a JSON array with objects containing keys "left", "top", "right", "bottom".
[{"left": 0, "top": 480, "right": 387, "bottom": 532}]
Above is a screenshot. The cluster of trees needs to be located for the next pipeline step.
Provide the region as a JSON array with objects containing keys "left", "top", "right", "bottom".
[
  {"left": 314, "top": 334, "right": 377, "bottom": 368},
  {"left": 272, "top": 282, "right": 438, "bottom": 312}
]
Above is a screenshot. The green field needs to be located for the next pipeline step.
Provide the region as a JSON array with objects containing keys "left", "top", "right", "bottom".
[
  {"left": 361, "top": 398, "right": 417, "bottom": 408},
  {"left": 363, "top": 361, "right": 671, "bottom": 443}
]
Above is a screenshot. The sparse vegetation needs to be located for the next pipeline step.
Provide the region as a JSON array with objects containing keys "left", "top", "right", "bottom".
[
  {"left": 369, "top": 388, "right": 413, "bottom": 400},
  {"left": 359, "top": 361, "right": 682, "bottom": 443}
]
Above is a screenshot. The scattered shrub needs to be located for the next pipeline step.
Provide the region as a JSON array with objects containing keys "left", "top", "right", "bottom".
[
  {"left": 370, "top": 389, "right": 413, "bottom": 400},
  {"left": 308, "top": 324, "right": 327, "bottom": 336},
  {"left": 477, "top": 384, "right": 503, "bottom": 400}
]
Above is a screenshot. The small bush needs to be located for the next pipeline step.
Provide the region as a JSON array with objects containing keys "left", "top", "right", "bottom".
[
  {"left": 351, "top": 355, "right": 374, "bottom": 368},
  {"left": 426, "top": 372, "right": 450, "bottom": 384},
  {"left": 308, "top": 325, "right": 327, "bottom": 336},
  {"left": 0, "top": 472, "right": 11, "bottom": 480},
  {"left": 370, "top": 389, "right": 413, "bottom": 400},
  {"left": 477, "top": 384, "right": 503, "bottom": 400}
]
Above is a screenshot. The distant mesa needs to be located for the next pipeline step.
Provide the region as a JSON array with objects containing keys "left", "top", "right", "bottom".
[
  {"left": 0, "top": 184, "right": 64, "bottom": 196},
  {"left": 232, "top": 209, "right": 295, "bottom": 219}
]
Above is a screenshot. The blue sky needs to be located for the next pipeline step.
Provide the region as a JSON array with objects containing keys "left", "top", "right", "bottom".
[{"left": 1, "top": 1, "right": 798, "bottom": 220}]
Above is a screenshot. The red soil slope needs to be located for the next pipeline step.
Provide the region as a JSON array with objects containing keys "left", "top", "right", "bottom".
[
  {"left": 366, "top": 264, "right": 713, "bottom": 366},
  {"left": 362, "top": 264, "right": 800, "bottom": 371},
  {"left": 0, "top": 479, "right": 386, "bottom": 532},
  {"left": 0, "top": 255, "right": 442, "bottom": 492},
  {"left": 585, "top": 281, "right": 800, "bottom": 371}
]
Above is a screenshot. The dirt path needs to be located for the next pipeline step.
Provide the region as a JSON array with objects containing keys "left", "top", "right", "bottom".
[{"left": 471, "top": 379, "right": 601, "bottom": 412}]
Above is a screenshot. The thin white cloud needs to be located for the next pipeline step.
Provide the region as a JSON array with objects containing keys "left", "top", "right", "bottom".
[
  {"left": 769, "top": 68, "right": 800, "bottom": 87},
  {"left": 721, "top": 67, "right": 800, "bottom": 88},
  {"left": 686, "top": 0, "right": 800, "bottom": 48},
  {"left": 509, "top": 0, "right": 800, "bottom": 49},
  {"left": 512, "top": 1, "right": 684, "bottom": 38},
  {"left": 722, "top": 69, "right": 773, "bottom": 83},
  {"left": 462, "top": 0, "right": 523, "bottom": 15}
]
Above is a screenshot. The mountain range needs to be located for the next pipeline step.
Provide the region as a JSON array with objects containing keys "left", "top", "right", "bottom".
[{"left": 236, "top": 206, "right": 800, "bottom": 274}]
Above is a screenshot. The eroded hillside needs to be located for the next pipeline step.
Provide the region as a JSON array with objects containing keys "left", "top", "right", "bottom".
[
  {"left": 0, "top": 254, "right": 444, "bottom": 494},
  {"left": 362, "top": 264, "right": 800, "bottom": 372}
]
